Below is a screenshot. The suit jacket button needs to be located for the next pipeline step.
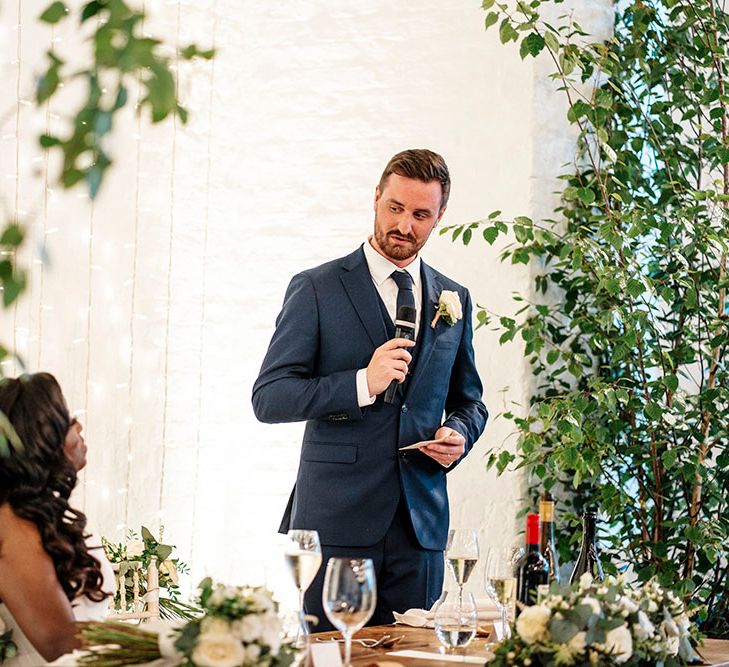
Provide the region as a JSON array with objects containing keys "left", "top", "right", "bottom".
[
  {"left": 400, "top": 451, "right": 407, "bottom": 459},
  {"left": 401, "top": 404, "right": 408, "bottom": 413}
]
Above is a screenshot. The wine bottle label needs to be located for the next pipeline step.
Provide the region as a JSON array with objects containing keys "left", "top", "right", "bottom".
[{"left": 539, "top": 501, "right": 554, "bottom": 522}]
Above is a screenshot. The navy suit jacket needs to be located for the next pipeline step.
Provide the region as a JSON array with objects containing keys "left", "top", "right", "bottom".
[{"left": 252, "top": 246, "right": 487, "bottom": 551}]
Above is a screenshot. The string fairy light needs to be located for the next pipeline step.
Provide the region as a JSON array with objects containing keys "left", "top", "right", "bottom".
[
  {"left": 188, "top": 0, "right": 219, "bottom": 573},
  {"left": 156, "top": 0, "right": 182, "bottom": 537},
  {"left": 123, "top": 0, "right": 147, "bottom": 535}
]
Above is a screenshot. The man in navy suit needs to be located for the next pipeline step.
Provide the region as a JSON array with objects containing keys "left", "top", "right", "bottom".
[{"left": 252, "top": 149, "right": 488, "bottom": 629}]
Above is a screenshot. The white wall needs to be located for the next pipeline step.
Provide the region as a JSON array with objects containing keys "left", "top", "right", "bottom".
[{"left": 0, "top": 0, "right": 611, "bottom": 608}]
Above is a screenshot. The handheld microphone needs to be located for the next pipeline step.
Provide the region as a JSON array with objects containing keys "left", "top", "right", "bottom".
[{"left": 384, "top": 305, "right": 416, "bottom": 404}]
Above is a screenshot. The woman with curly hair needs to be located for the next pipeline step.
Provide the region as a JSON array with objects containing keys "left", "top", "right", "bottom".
[{"left": 0, "top": 372, "right": 114, "bottom": 665}]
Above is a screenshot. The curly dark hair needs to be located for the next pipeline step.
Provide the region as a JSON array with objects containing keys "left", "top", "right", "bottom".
[{"left": 0, "top": 372, "right": 108, "bottom": 602}]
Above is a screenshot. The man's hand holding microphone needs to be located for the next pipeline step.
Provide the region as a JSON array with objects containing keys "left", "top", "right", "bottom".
[{"left": 364, "top": 303, "right": 465, "bottom": 468}]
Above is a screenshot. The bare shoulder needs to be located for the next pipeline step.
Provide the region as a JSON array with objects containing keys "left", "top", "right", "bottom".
[{"left": 0, "top": 503, "right": 44, "bottom": 555}]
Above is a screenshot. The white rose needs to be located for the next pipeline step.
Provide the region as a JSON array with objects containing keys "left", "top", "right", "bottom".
[
  {"left": 579, "top": 572, "right": 594, "bottom": 590},
  {"left": 245, "top": 644, "right": 261, "bottom": 663},
  {"left": 202, "top": 617, "right": 231, "bottom": 635},
  {"left": 192, "top": 633, "right": 245, "bottom": 667},
  {"left": 647, "top": 599, "right": 658, "bottom": 613},
  {"left": 439, "top": 291, "right": 462, "bottom": 322},
  {"left": 633, "top": 611, "right": 655, "bottom": 640},
  {"left": 0, "top": 616, "right": 5, "bottom": 633},
  {"left": 515, "top": 604, "right": 551, "bottom": 645},
  {"left": 581, "top": 596, "right": 602, "bottom": 616},
  {"left": 567, "top": 631, "right": 587, "bottom": 654},
  {"left": 126, "top": 539, "right": 145, "bottom": 558},
  {"left": 236, "top": 615, "right": 264, "bottom": 643},
  {"left": 604, "top": 624, "right": 633, "bottom": 663}
]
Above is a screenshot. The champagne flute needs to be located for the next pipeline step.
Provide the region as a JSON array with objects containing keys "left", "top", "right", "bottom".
[
  {"left": 445, "top": 529, "right": 479, "bottom": 605},
  {"left": 484, "top": 547, "right": 516, "bottom": 643},
  {"left": 284, "top": 529, "right": 322, "bottom": 647},
  {"left": 322, "top": 558, "right": 376, "bottom": 667}
]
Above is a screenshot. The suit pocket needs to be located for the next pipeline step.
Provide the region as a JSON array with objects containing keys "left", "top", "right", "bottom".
[{"left": 302, "top": 441, "right": 357, "bottom": 463}]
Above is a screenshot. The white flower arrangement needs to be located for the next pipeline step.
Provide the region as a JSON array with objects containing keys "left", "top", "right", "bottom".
[
  {"left": 79, "top": 578, "right": 296, "bottom": 667},
  {"left": 489, "top": 574, "right": 701, "bottom": 666},
  {"left": 431, "top": 290, "right": 462, "bottom": 328}
]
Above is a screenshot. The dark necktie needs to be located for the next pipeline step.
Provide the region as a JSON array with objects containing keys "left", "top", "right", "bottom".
[{"left": 390, "top": 270, "right": 416, "bottom": 317}]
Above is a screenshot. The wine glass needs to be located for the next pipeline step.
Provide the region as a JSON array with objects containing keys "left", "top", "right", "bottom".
[
  {"left": 434, "top": 590, "right": 478, "bottom": 650},
  {"left": 484, "top": 547, "right": 515, "bottom": 644},
  {"left": 284, "top": 529, "right": 322, "bottom": 648},
  {"left": 322, "top": 558, "right": 377, "bottom": 667},
  {"left": 445, "top": 529, "right": 479, "bottom": 606}
]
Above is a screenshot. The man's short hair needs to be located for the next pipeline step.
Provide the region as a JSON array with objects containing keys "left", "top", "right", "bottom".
[{"left": 378, "top": 149, "right": 451, "bottom": 211}]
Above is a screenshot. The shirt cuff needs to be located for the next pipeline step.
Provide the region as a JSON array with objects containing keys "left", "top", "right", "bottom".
[{"left": 356, "top": 368, "right": 377, "bottom": 407}]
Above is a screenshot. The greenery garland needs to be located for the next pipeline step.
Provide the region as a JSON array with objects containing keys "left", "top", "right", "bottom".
[{"left": 446, "top": 0, "right": 729, "bottom": 637}]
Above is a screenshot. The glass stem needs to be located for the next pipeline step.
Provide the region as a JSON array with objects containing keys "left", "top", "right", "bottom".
[
  {"left": 343, "top": 630, "right": 352, "bottom": 667},
  {"left": 500, "top": 603, "right": 508, "bottom": 640},
  {"left": 296, "top": 589, "right": 307, "bottom": 647}
]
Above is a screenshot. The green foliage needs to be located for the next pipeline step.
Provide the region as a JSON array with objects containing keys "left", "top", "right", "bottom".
[
  {"left": 470, "top": 0, "right": 729, "bottom": 637},
  {"left": 35, "top": 0, "right": 214, "bottom": 200}
]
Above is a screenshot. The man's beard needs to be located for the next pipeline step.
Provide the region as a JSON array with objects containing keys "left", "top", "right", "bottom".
[{"left": 374, "top": 223, "right": 422, "bottom": 262}]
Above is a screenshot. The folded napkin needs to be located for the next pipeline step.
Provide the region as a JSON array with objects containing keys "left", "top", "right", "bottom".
[{"left": 393, "top": 598, "right": 501, "bottom": 627}]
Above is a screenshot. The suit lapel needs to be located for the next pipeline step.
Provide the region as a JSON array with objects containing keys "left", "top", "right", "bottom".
[
  {"left": 340, "top": 247, "right": 389, "bottom": 348},
  {"left": 404, "top": 261, "right": 443, "bottom": 401}
]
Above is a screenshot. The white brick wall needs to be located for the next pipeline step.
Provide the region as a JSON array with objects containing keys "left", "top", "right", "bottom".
[{"left": 0, "top": 0, "right": 611, "bottom": 610}]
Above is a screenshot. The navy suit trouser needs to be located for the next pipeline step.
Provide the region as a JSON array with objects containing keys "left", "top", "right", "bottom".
[{"left": 304, "top": 495, "right": 445, "bottom": 632}]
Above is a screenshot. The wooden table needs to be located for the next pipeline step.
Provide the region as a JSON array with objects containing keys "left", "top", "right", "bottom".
[{"left": 313, "top": 625, "right": 729, "bottom": 666}]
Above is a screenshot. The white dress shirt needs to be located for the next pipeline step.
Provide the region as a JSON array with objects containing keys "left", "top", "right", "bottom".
[{"left": 355, "top": 238, "right": 422, "bottom": 407}]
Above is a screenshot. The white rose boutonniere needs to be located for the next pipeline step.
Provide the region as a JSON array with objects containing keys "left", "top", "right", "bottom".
[{"left": 431, "top": 290, "right": 462, "bottom": 328}]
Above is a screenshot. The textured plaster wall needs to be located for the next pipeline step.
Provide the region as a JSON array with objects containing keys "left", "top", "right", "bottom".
[{"left": 0, "top": 0, "right": 611, "bottom": 607}]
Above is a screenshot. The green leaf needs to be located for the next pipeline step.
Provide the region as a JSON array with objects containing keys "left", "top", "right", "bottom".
[
  {"left": 113, "top": 86, "right": 128, "bottom": 111},
  {"left": 644, "top": 402, "right": 663, "bottom": 420},
  {"left": 463, "top": 228, "right": 472, "bottom": 245},
  {"left": 520, "top": 32, "right": 545, "bottom": 59},
  {"left": 39, "top": 1, "right": 68, "bottom": 24},
  {"left": 544, "top": 31, "right": 559, "bottom": 52},
  {"left": 577, "top": 187, "right": 595, "bottom": 205},
  {"left": 39, "top": 133, "right": 61, "bottom": 148},
  {"left": 482, "top": 0, "right": 496, "bottom": 8},
  {"left": 484, "top": 11, "right": 499, "bottom": 29},
  {"left": 482, "top": 226, "right": 499, "bottom": 245},
  {"left": 0, "top": 224, "right": 23, "bottom": 247},
  {"left": 80, "top": 1, "right": 102, "bottom": 23},
  {"left": 2, "top": 272, "right": 25, "bottom": 307},
  {"left": 663, "top": 449, "right": 678, "bottom": 469},
  {"left": 141, "top": 526, "right": 155, "bottom": 542},
  {"left": 156, "top": 545, "right": 173, "bottom": 562}
]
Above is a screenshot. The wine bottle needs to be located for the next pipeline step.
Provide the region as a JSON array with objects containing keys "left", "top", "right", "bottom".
[
  {"left": 515, "top": 513, "right": 549, "bottom": 612},
  {"left": 539, "top": 492, "right": 560, "bottom": 584},
  {"left": 569, "top": 509, "right": 604, "bottom": 584}
]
